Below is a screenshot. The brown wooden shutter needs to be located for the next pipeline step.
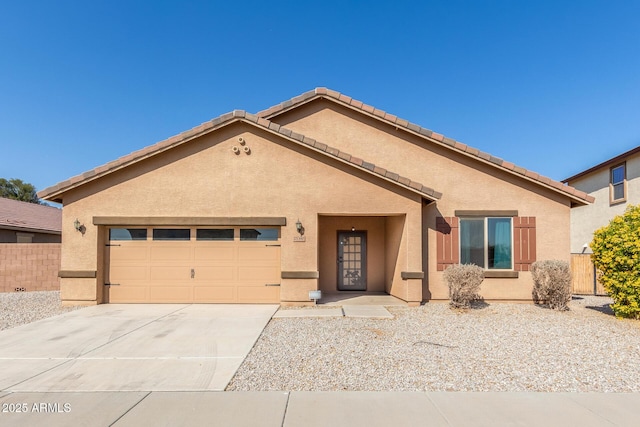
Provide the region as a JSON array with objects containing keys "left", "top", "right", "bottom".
[
  {"left": 436, "top": 217, "right": 459, "bottom": 271},
  {"left": 514, "top": 217, "right": 536, "bottom": 271}
]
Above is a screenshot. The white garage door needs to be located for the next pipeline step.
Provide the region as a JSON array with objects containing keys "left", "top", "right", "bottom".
[{"left": 105, "top": 227, "right": 281, "bottom": 303}]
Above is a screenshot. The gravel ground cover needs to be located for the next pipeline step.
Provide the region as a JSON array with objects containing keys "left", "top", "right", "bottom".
[
  {"left": 0, "top": 291, "right": 83, "bottom": 331},
  {"left": 228, "top": 296, "right": 640, "bottom": 392}
]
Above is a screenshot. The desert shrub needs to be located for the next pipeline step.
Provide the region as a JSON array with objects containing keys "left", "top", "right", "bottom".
[
  {"left": 591, "top": 204, "right": 640, "bottom": 319},
  {"left": 531, "top": 260, "right": 572, "bottom": 311},
  {"left": 443, "top": 264, "right": 484, "bottom": 309}
]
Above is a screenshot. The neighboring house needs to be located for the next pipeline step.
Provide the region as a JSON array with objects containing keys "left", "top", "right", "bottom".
[
  {"left": 0, "top": 197, "right": 62, "bottom": 292},
  {"left": 38, "top": 88, "right": 593, "bottom": 306},
  {"left": 0, "top": 197, "right": 62, "bottom": 243},
  {"left": 563, "top": 146, "right": 640, "bottom": 254},
  {"left": 562, "top": 146, "right": 640, "bottom": 295}
]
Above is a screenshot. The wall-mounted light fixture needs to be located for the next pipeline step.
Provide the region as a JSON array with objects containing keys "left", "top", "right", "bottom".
[
  {"left": 351, "top": 226, "right": 356, "bottom": 232},
  {"left": 296, "top": 219, "right": 305, "bottom": 235},
  {"left": 74, "top": 219, "right": 85, "bottom": 234}
]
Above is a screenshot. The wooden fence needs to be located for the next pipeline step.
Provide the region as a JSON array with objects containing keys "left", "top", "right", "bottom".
[{"left": 570, "top": 253, "right": 606, "bottom": 295}]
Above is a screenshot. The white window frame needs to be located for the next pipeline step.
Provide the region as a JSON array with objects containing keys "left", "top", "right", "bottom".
[{"left": 459, "top": 217, "right": 514, "bottom": 270}]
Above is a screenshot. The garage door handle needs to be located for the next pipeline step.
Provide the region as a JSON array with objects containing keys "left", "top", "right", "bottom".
[
  {"left": 105, "top": 283, "right": 120, "bottom": 286},
  {"left": 191, "top": 269, "right": 195, "bottom": 279},
  {"left": 265, "top": 283, "right": 280, "bottom": 287},
  {"left": 265, "top": 244, "right": 281, "bottom": 247}
]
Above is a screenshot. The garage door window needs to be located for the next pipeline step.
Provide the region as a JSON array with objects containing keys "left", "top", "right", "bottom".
[
  {"left": 153, "top": 229, "right": 191, "bottom": 240},
  {"left": 196, "top": 229, "right": 234, "bottom": 241},
  {"left": 110, "top": 228, "right": 148, "bottom": 241},
  {"left": 240, "top": 228, "right": 278, "bottom": 241}
]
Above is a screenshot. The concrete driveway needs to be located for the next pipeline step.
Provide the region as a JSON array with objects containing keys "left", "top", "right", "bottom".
[{"left": 0, "top": 304, "right": 278, "bottom": 392}]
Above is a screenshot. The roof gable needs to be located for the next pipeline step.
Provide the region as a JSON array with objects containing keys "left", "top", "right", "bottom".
[
  {"left": 258, "top": 88, "right": 594, "bottom": 205},
  {"left": 38, "top": 111, "right": 441, "bottom": 203},
  {"left": 0, "top": 197, "right": 61, "bottom": 234}
]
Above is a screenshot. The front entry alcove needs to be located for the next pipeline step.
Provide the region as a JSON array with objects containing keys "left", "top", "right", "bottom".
[{"left": 317, "top": 215, "right": 406, "bottom": 297}]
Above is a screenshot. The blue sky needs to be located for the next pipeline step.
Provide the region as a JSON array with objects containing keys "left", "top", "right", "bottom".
[{"left": 1, "top": 0, "right": 639, "bottom": 193}]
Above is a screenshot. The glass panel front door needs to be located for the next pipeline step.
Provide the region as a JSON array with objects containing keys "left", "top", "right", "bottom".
[{"left": 337, "top": 231, "right": 367, "bottom": 291}]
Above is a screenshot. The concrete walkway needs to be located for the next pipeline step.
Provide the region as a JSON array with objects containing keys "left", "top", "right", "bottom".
[
  {"left": 0, "top": 391, "right": 638, "bottom": 426},
  {"left": 273, "top": 305, "right": 394, "bottom": 319}
]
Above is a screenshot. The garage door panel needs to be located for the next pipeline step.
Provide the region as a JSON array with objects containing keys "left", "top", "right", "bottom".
[
  {"left": 193, "top": 286, "right": 236, "bottom": 302},
  {"left": 151, "top": 246, "right": 192, "bottom": 261},
  {"left": 194, "top": 246, "right": 235, "bottom": 261},
  {"left": 238, "top": 266, "right": 280, "bottom": 282},
  {"left": 107, "top": 286, "right": 148, "bottom": 303},
  {"left": 239, "top": 247, "right": 280, "bottom": 262},
  {"left": 109, "top": 265, "right": 149, "bottom": 281},
  {"left": 150, "top": 266, "right": 190, "bottom": 280},
  {"left": 149, "top": 286, "right": 193, "bottom": 301},
  {"left": 193, "top": 266, "right": 235, "bottom": 281},
  {"left": 238, "top": 286, "right": 279, "bottom": 303},
  {"left": 109, "top": 246, "right": 149, "bottom": 261}
]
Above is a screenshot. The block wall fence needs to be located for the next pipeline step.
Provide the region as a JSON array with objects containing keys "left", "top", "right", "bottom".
[{"left": 0, "top": 244, "right": 61, "bottom": 292}]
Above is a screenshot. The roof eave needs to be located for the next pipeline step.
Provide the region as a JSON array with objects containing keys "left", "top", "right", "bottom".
[
  {"left": 0, "top": 224, "right": 61, "bottom": 234},
  {"left": 562, "top": 145, "right": 640, "bottom": 183}
]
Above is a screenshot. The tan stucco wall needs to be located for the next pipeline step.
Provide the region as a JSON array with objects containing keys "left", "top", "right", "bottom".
[
  {"left": 384, "top": 215, "right": 406, "bottom": 294},
  {"left": 273, "top": 100, "right": 572, "bottom": 301},
  {"left": 568, "top": 152, "right": 640, "bottom": 253},
  {"left": 58, "top": 122, "right": 423, "bottom": 304}
]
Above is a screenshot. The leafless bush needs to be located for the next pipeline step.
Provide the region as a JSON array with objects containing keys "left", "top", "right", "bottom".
[
  {"left": 531, "top": 260, "right": 572, "bottom": 311},
  {"left": 443, "top": 264, "right": 484, "bottom": 309}
]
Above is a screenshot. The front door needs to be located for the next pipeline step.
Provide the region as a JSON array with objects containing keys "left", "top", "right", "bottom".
[{"left": 337, "top": 231, "right": 367, "bottom": 291}]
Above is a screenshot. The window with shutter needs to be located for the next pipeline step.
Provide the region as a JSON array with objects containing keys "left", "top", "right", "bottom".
[
  {"left": 437, "top": 214, "right": 536, "bottom": 274},
  {"left": 513, "top": 217, "right": 536, "bottom": 271},
  {"left": 436, "top": 217, "right": 459, "bottom": 271}
]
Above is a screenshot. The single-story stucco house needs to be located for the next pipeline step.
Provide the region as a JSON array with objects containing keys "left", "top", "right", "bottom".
[{"left": 38, "top": 88, "right": 593, "bottom": 306}]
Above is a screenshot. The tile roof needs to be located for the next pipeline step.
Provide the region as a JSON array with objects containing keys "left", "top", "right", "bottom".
[
  {"left": 257, "top": 88, "right": 594, "bottom": 205},
  {"left": 38, "top": 88, "right": 594, "bottom": 205},
  {"left": 0, "top": 197, "right": 62, "bottom": 234},
  {"left": 38, "top": 111, "right": 442, "bottom": 202}
]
